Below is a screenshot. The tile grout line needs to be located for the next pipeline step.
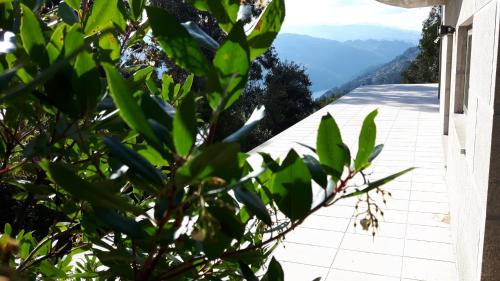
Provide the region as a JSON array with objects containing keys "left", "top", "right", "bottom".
[
  {"left": 399, "top": 107, "right": 420, "bottom": 280},
  {"left": 399, "top": 109, "right": 421, "bottom": 280}
]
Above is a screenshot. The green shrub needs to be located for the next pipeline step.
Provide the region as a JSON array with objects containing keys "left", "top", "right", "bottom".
[{"left": 0, "top": 0, "right": 410, "bottom": 279}]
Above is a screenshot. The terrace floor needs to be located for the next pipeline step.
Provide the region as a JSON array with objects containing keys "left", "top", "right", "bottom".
[{"left": 248, "top": 84, "right": 459, "bottom": 281}]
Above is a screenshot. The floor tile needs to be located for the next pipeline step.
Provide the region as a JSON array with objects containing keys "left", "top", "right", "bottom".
[
  {"left": 401, "top": 257, "right": 458, "bottom": 281},
  {"left": 325, "top": 269, "right": 400, "bottom": 281},
  {"left": 280, "top": 261, "right": 329, "bottom": 281},
  {"left": 348, "top": 221, "right": 407, "bottom": 238},
  {"left": 301, "top": 215, "right": 352, "bottom": 232},
  {"left": 284, "top": 227, "right": 344, "bottom": 248},
  {"left": 316, "top": 205, "right": 356, "bottom": 218},
  {"left": 407, "top": 212, "right": 450, "bottom": 227},
  {"left": 340, "top": 233, "right": 404, "bottom": 256},
  {"left": 274, "top": 242, "right": 337, "bottom": 267},
  {"left": 332, "top": 249, "right": 402, "bottom": 277},
  {"left": 409, "top": 201, "right": 450, "bottom": 214},
  {"left": 410, "top": 191, "right": 449, "bottom": 203},
  {"left": 404, "top": 239, "right": 455, "bottom": 262},
  {"left": 406, "top": 224, "right": 453, "bottom": 243}
]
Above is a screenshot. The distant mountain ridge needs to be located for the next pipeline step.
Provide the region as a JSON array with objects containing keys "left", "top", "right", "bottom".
[
  {"left": 281, "top": 24, "right": 420, "bottom": 43},
  {"left": 273, "top": 33, "right": 416, "bottom": 91},
  {"left": 320, "top": 47, "right": 420, "bottom": 100}
]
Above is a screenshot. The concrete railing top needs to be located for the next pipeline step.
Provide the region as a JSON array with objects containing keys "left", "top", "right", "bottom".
[{"left": 375, "top": 0, "right": 446, "bottom": 8}]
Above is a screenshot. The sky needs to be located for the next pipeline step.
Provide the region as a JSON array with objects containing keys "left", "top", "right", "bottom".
[{"left": 281, "top": 0, "right": 432, "bottom": 31}]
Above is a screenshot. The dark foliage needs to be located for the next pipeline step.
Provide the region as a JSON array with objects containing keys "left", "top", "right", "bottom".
[{"left": 402, "top": 6, "right": 441, "bottom": 83}]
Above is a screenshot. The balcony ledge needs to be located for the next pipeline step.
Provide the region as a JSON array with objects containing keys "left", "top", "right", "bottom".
[{"left": 375, "top": 0, "right": 445, "bottom": 8}]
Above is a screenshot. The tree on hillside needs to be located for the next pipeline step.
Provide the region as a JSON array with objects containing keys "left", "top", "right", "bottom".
[
  {"left": 137, "top": 0, "right": 318, "bottom": 150},
  {"left": 215, "top": 49, "right": 317, "bottom": 151},
  {"left": 261, "top": 61, "right": 315, "bottom": 134},
  {"left": 402, "top": 6, "right": 441, "bottom": 83}
]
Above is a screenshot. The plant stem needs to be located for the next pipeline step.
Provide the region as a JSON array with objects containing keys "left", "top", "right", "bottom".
[{"left": 155, "top": 170, "right": 356, "bottom": 280}]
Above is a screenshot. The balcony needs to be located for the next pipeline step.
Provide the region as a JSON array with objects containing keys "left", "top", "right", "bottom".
[
  {"left": 248, "top": 84, "right": 458, "bottom": 280},
  {"left": 375, "top": 0, "right": 445, "bottom": 8}
]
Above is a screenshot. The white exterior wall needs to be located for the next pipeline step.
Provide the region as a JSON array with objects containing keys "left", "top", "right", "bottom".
[{"left": 441, "top": 0, "right": 500, "bottom": 280}]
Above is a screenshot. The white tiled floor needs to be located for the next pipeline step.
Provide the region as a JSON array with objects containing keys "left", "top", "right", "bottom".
[{"left": 249, "top": 84, "right": 459, "bottom": 281}]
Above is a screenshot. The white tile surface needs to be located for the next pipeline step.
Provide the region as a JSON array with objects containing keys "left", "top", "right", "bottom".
[
  {"left": 284, "top": 227, "right": 344, "bottom": 248},
  {"left": 250, "top": 85, "right": 458, "bottom": 280},
  {"left": 280, "top": 261, "right": 329, "bottom": 281},
  {"left": 340, "top": 233, "right": 404, "bottom": 256},
  {"left": 401, "top": 257, "right": 458, "bottom": 281},
  {"left": 404, "top": 239, "right": 455, "bottom": 262},
  {"left": 326, "top": 269, "right": 400, "bottom": 281},
  {"left": 273, "top": 242, "right": 337, "bottom": 267},
  {"left": 332, "top": 249, "right": 402, "bottom": 277},
  {"left": 405, "top": 224, "right": 453, "bottom": 243}
]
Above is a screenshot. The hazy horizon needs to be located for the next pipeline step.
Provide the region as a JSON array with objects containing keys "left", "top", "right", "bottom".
[
  {"left": 280, "top": 24, "right": 421, "bottom": 43},
  {"left": 283, "top": 0, "right": 431, "bottom": 31}
]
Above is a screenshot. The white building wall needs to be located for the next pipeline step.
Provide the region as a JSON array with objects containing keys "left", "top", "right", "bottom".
[{"left": 442, "top": 0, "right": 500, "bottom": 280}]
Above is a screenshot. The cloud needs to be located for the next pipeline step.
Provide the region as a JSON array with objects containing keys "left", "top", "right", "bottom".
[{"left": 282, "top": 0, "right": 431, "bottom": 31}]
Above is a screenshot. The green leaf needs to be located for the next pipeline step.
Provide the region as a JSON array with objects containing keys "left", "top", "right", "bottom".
[
  {"left": 234, "top": 185, "right": 272, "bottom": 225},
  {"left": 189, "top": 0, "right": 239, "bottom": 33},
  {"left": 271, "top": 150, "right": 312, "bottom": 221},
  {"left": 224, "top": 106, "right": 265, "bottom": 143},
  {"left": 42, "top": 161, "right": 141, "bottom": 214},
  {"left": 341, "top": 168, "right": 414, "bottom": 199},
  {"left": 239, "top": 261, "right": 258, "bottom": 281},
  {"left": 46, "top": 24, "right": 66, "bottom": 63},
  {"left": 64, "top": 24, "right": 85, "bottom": 56},
  {"left": 103, "top": 137, "right": 164, "bottom": 187},
  {"left": 339, "top": 143, "right": 352, "bottom": 167},
  {"left": 73, "top": 51, "right": 101, "bottom": 114},
  {"left": 20, "top": 4, "right": 47, "bottom": 66},
  {"left": 129, "top": 66, "right": 154, "bottom": 89},
  {"left": 208, "top": 205, "right": 244, "bottom": 239},
  {"left": 65, "top": 0, "right": 80, "bottom": 10},
  {"left": 247, "top": 0, "right": 285, "bottom": 60},
  {"left": 355, "top": 110, "right": 378, "bottom": 171},
  {"left": 173, "top": 92, "right": 196, "bottom": 157},
  {"left": 58, "top": 2, "right": 78, "bottom": 25},
  {"left": 129, "top": 0, "right": 145, "bottom": 21},
  {"left": 141, "top": 95, "right": 174, "bottom": 129},
  {"left": 176, "top": 142, "right": 241, "bottom": 186},
  {"left": 368, "top": 144, "right": 384, "bottom": 163},
  {"left": 209, "top": 22, "right": 250, "bottom": 110},
  {"left": 3, "top": 223, "right": 12, "bottom": 235},
  {"left": 103, "top": 64, "right": 159, "bottom": 146},
  {"left": 98, "top": 32, "right": 121, "bottom": 63},
  {"left": 261, "top": 257, "right": 284, "bottom": 281},
  {"left": 303, "top": 155, "right": 327, "bottom": 189},
  {"left": 178, "top": 74, "right": 194, "bottom": 101},
  {"left": 146, "top": 7, "right": 210, "bottom": 76},
  {"left": 84, "top": 0, "right": 126, "bottom": 35},
  {"left": 181, "top": 22, "right": 220, "bottom": 50},
  {"left": 94, "top": 208, "right": 147, "bottom": 239},
  {"left": 160, "top": 74, "right": 175, "bottom": 101},
  {"left": 316, "top": 113, "right": 345, "bottom": 179}
]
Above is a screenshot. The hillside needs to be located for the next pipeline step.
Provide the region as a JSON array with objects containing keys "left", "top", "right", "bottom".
[
  {"left": 319, "top": 47, "right": 420, "bottom": 101},
  {"left": 273, "top": 34, "right": 416, "bottom": 91},
  {"left": 280, "top": 24, "right": 420, "bottom": 43}
]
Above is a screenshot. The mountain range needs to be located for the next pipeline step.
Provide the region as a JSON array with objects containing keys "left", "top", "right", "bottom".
[
  {"left": 273, "top": 33, "right": 416, "bottom": 92},
  {"left": 280, "top": 24, "right": 420, "bottom": 43},
  {"left": 321, "top": 46, "right": 420, "bottom": 100}
]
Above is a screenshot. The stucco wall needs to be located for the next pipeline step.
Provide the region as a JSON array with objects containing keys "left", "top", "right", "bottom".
[{"left": 443, "top": 0, "right": 500, "bottom": 280}]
